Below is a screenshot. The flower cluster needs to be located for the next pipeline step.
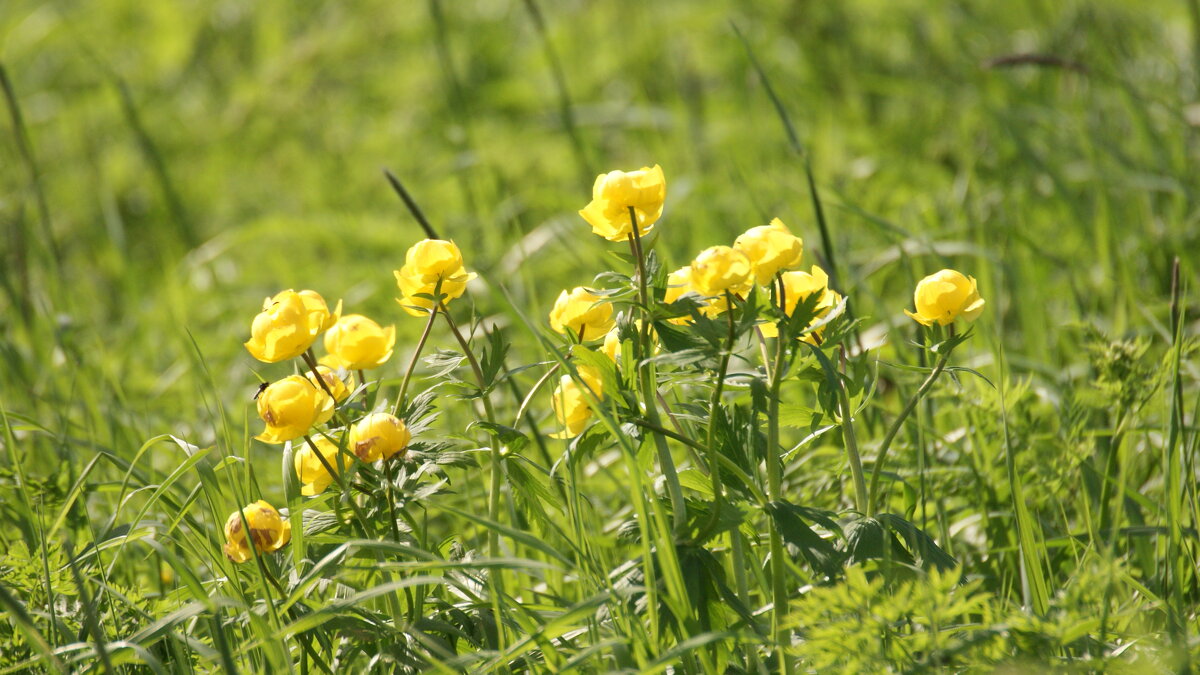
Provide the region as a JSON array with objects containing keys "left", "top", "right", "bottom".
[
  {"left": 543, "top": 165, "right": 989, "bottom": 440},
  {"left": 221, "top": 163, "right": 987, "bottom": 569}
]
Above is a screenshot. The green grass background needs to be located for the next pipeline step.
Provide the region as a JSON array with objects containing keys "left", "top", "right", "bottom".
[{"left": 3, "top": 0, "right": 1200, "bottom": 671}]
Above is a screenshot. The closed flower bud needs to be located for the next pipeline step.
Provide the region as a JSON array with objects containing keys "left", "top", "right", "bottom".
[
  {"left": 762, "top": 265, "right": 842, "bottom": 343},
  {"left": 324, "top": 314, "right": 396, "bottom": 370},
  {"left": 393, "top": 239, "right": 476, "bottom": 317},
  {"left": 256, "top": 375, "right": 335, "bottom": 444},
  {"left": 223, "top": 500, "right": 291, "bottom": 563},
  {"left": 549, "top": 287, "right": 614, "bottom": 341},
  {"left": 904, "top": 269, "right": 985, "bottom": 327},
  {"left": 245, "top": 289, "right": 342, "bottom": 363},
  {"left": 551, "top": 366, "right": 603, "bottom": 438},
  {"left": 690, "top": 246, "right": 752, "bottom": 297},
  {"left": 349, "top": 412, "right": 411, "bottom": 462},
  {"left": 734, "top": 218, "right": 804, "bottom": 284},
  {"left": 579, "top": 165, "right": 666, "bottom": 242},
  {"left": 406, "top": 239, "right": 467, "bottom": 278},
  {"left": 294, "top": 435, "right": 348, "bottom": 496},
  {"left": 307, "top": 364, "right": 353, "bottom": 403}
]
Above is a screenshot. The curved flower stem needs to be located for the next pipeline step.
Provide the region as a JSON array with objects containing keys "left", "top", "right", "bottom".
[
  {"left": 393, "top": 291, "right": 441, "bottom": 416},
  {"left": 627, "top": 207, "right": 687, "bottom": 532},
  {"left": 866, "top": 348, "right": 952, "bottom": 514},
  {"left": 513, "top": 363, "right": 559, "bottom": 427}
]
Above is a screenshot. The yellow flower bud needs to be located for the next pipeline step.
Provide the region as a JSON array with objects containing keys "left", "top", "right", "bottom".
[
  {"left": 393, "top": 240, "right": 477, "bottom": 317},
  {"left": 294, "top": 435, "right": 349, "bottom": 496},
  {"left": 734, "top": 218, "right": 804, "bottom": 284},
  {"left": 255, "top": 375, "right": 335, "bottom": 444},
  {"left": 579, "top": 165, "right": 666, "bottom": 242},
  {"left": 223, "top": 500, "right": 291, "bottom": 563},
  {"left": 244, "top": 289, "right": 342, "bottom": 363},
  {"left": 690, "top": 246, "right": 752, "bottom": 297},
  {"left": 306, "top": 365, "right": 353, "bottom": 403},
  {"left": 761, "top": 265, "right": 842, "bottom": 343},
  {"left": 549, "top": 287, "right": 615, "bottom": 341},
  {"left": 403, "top": 239, "right": 469, "bottom": 280},
  {"left": 323, "top": 314, "right": 396, "bottom": 370},
  {"left": 601, "top": 327, "right": 621, "bottom": 362},
  {"left": 600, "top": 321, "right": 656, "bottom": 361},
  {"left": 904, "top": 269, "right": 985, "bottom": 327},
  {"left": 349, "top": 412, "right": 411, "bottom": 462},
  {"left": 551, "top": 365, "right": 603, "bottom": 438}
]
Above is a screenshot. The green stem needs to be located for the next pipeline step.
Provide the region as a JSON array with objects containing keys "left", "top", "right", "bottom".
[
  {"left": 699, "top": 291, "right": 736, "bottom": 537},
  {"left": 301, "top": 351, "right": 348, "bottom": 426},
  {"left": 765, "top": 317, "right": 792, "bottom": 675},
  {"left": 632, "top": 418, "right": 767, "bottom": 506},
  {"left": 303, "top": 435, "right": 373, "bottom": 536},
  {"left": 866, "top": 348, "right": 951, "bottom": 514},
  {"left": 393, "top": 289, "right": 441, "bottom": 416},
  {"left": 836, "top": 347, "right": 869, "bottom": 514},
  {"left": 627, "top": 207, "right": 687, "bottom": 532},
  {"left": 439, "top": 305, "right": 508, "bottom": 653}
]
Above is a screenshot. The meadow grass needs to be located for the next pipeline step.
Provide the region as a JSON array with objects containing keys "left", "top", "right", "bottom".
[{"left": 2, "top": 0, "right": 1199, "bottom": 672}]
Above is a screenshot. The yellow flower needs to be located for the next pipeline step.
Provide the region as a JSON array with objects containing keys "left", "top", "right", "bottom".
[
  {"left": 761, "top": 265, "right": 842, "bottom": 342},
  {"left": 551, "top": 365, "right": 603, "bottom": 438},
  {"left": 663, "top": 266, "right": 728, "bottom": 324},
  {"left": 245, "top": 289, "right": 342, "bottom": 363},
  {"left": 306, "top": 365, "right": 353, "bottom": 403},
  {"left": 223, "top": 500, "right": 291, "bottom": 563},
  {"left": 904, "top": 269, "right": 985, "bottom": 327},
  {"left": 579, "top": 165, "right": 666, "bottom": 242},
  {"left": 549, "top": 287, "right": 615, "bottom": 341},
  {"left": 600, "top": 321, "right": 656, "bottom": 361},
  {"left": 349, "top": 413, "right": 411, "bottom": 462},
  {"left": 255, "top": 375, "right": 335, "bottom": 444},
  {"left": 323, "top": 314, "right": 396, "bottom": 370},
  {"left": 294, "top": 435, "right": 349, "bottom": 496},
  {"left": 393, "top": 239, "right": 477, "bottom": 317},
  {"left": 690, "top": 246, "right": 752, "bottom": 297},
  {"left": 601, "top": 327, "right": 621, "bottom": 361},
  {"left": 734, "top": 218, "right": 804, "bottom": 284}
]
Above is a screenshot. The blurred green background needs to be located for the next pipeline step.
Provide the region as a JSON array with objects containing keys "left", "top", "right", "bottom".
[{"left": 2, "top": 0, "right": 1198, "bottom": 477}]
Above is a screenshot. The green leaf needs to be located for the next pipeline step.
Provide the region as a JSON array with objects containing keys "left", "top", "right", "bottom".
[{"left": 766, "top": 501, "right": 842, "bottom": 577}]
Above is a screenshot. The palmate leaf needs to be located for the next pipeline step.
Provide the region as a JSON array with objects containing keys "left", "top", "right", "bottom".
[
  {"left": 844, "top": 515, "right": 956, "bottom": 574},
  {"left": 766, "top": 501, "right": 843, "bottom": 578},
  {"left": 875, "top": 513, "right": 957, "bottom": 572}
]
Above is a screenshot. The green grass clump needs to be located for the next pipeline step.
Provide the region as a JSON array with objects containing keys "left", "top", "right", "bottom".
[{"left": 2, "top": 0, "right": 1199, "bottom": 672}]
